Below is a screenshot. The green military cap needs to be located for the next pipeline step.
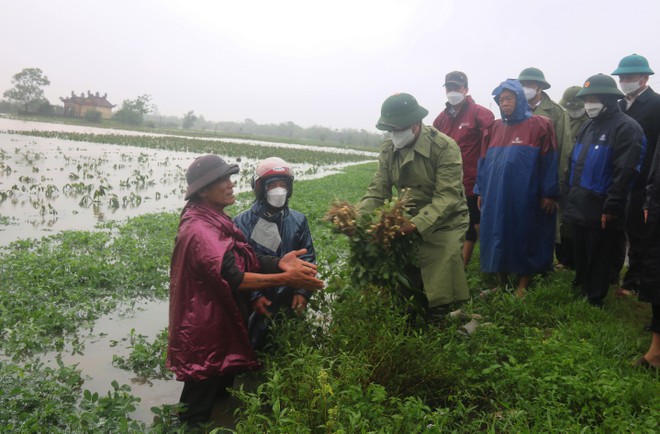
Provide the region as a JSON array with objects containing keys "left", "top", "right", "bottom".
[
  {"left": 612, "top": 53, "right": 655, "bottom": 75},
  {"left": 576, "top": 73, "right": 624, "bottom": 98},
  {"left": 376, "top": 93, "right": 428, "bottom": 131},
  {"left": 559, "top": 86, "right": 584, "bottom": 109},
  {"left": 518, "top": 67, "right": 551, "bottom": 89}
]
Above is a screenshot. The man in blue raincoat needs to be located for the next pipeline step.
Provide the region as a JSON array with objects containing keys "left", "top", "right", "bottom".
[
  {"left": 234, "top": 157, "right": 316, "bottom": 350},
  {"left": 475, "top": 79, "right": 559, "bottom": 297},
  {"left": 563, "top": 74, "right": 644, "bottom": 307}
]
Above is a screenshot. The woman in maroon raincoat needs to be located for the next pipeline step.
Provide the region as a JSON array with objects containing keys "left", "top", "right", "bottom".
[{"left": 167, "top": 154, "right": 323, "bottom": 427}]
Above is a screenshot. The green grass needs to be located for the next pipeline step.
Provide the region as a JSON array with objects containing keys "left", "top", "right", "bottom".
[{"left": 1, "top": 161, "right": 658, "bottom": 432}]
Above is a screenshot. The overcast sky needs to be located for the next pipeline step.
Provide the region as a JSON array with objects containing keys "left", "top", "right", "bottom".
[{"left": 2, "top": 0, "right": 659, "bottom": 132}]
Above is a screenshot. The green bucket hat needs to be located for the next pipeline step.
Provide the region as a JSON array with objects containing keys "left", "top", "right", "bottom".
[
  {"left": 612, "top": 53, "right": 655, "bottom": 75},
  {"left": 559, "top": 86, "right": 584, "bottom": 109},
  {"left": 517, "top": 67, "right": 551, "bottom": 90},
  {"left": 576, "top": 74, "right": 624, "bottom": 98},
  {"left": 376, "top": 93, "right": 429, "bottom": 131}
]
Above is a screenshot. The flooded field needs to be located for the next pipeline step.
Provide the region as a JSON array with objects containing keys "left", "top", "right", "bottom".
[
  {"left": 0, "top": 118, "right": 375, "bottom": 245},
  {"left": 0, "top": 119, "right": 375, "bottom": 427}
]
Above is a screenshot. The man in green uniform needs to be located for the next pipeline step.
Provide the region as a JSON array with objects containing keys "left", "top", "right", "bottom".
[
  {"left": 560, "top": 85, "right": 589, "bottom": 143},
  {"left": 518, "top": 67, "right": 572, "bottom": 187},
  {"left": 519, "top": 67, "right": 573, "bottom": 264},
  {"left": 556, "top": 85, "right": 590, "bottom": 269},
  {"left": 359, "top": 92, "right": 469, "bottom": 322}
]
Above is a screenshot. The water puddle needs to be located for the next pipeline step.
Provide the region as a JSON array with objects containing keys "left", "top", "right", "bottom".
[{"left": 41, "top": 298, "right": 178, "bottom": 425}]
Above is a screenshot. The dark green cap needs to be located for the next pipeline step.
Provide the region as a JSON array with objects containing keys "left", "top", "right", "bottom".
[
  {"left": 576, "top": 74, "right": 624, "bottom": 98},
  {"left": 612, "top": 53, "right": 654, "bottom": 75},
  {"left": 376, "top": 93, "right": 428, "bottom": 131},
  {"left": 517, "top": 67, "right": 551, "bottom": 90},
  {"left": 559, "top": 86, "right": 584, "bottom": 109}
]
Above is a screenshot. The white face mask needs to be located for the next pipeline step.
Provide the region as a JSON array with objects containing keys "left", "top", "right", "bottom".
[
  {"left": 266, "top": 187, "right": 287, "bottom": 208},
  {"left": 584, "top": 102, "right": 604, "bottom": 118},
  {"left": 567, "top": 107, "right": 586, "bottom": 119},
  {"left": 620, "top": 80, "right": 641, "bottom": 96},
  {"left": 446, "top": 91, "right": 465, "bottom": 106},
  {"left": 391, "top": 128, "right": 415, "bottom": 149},
  {"left": 523, "top": 87, "right": 538, "bottom": 101}
]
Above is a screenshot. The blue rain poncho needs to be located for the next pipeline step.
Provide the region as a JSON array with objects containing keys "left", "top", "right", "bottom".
[{"left": 474, "top": 79, "right": 559, "bottom": 274}]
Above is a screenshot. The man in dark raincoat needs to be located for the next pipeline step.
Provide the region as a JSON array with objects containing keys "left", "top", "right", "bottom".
[
  {"left": 234, "top": 157, "right": 316, "bottom": 350},
  {"left": 556, "top": 85, "right": 590, "bottom": 270},
  {"left": 167, "top": 154, "right": 323, "bottom": 427},
  {"left": 475, "top": 79, "right": 558, "bottom": 297},
  {"left": 637, "top": 135, "right": 660, "bottom": 368},
  {"left": 611, "top": 54, "right": 660, "bottom": 295},
  {"left": 562, "top": 74, "right": 644, "bottom": 307}
]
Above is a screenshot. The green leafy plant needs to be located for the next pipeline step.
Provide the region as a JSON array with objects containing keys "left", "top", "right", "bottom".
[{"left": 112, "top": 328, "right": 172, "bottom": 381}]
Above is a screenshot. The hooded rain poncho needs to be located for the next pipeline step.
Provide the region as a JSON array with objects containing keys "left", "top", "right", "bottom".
[{"left": 475, "top": 79, "right": 559, "bottom": 274}]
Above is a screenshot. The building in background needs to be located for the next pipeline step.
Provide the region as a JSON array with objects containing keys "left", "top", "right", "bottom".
[{"left": 60, "top": 91, "right": 115, "bottom": 119}]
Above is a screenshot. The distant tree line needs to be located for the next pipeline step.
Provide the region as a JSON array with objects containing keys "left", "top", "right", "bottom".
[
  {"left": 145, "top": 115, "right": 384, "bottom": 148},
  {"left": 1, "top": 67, "right": 384, "bottom": 148}
]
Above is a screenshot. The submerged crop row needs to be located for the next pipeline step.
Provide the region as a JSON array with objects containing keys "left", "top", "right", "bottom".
[
  {"left": 0, "top": 130, "right": 376, "bottom": 245},
  {"left": 4, "top": 130, "right": 375, "bottom": 164}
]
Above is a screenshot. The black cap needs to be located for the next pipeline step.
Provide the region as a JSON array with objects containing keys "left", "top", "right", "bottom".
[{"left": 444, "top": 71, "right": 468, "bottom": 87}]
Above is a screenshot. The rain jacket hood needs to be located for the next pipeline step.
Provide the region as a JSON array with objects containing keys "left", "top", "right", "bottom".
[
  {"left": 167, "top": 202, "right": 261, "bottom": 381},
  {"left": 492, "top": 79, "right": 532, "bottom": 125},
  {"left": 588, "top": 95, "right": 621, "bottom": 120}
]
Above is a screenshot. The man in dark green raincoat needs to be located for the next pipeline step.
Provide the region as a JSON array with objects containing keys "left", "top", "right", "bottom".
[
  {"left": 359, "top": 92, "right": 469, "bottom": 322},
  {"left": 556, "top": 85, "right": 590, "bottom": 269}
]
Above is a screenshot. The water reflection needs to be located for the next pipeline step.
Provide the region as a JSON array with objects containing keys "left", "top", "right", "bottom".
[
  {"left": 0, "top": 119, "right": 370, "bottom": 426},
  {"left": 0, "top": 117, "right": 379, "bottom": 157},
  {"left": 42, "top": 298, "right": 177, "bottom": 426},
  {"left": 0, "top": 125, "right": 373, "bottom": 246}
]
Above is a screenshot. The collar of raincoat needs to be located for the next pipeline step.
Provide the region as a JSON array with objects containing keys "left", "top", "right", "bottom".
[
  {"left": 492, "top": 79, "right": 532, "bottom": 125},
  {"left": 253, "top": 198, "right": 290, "bottom": 220}
]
